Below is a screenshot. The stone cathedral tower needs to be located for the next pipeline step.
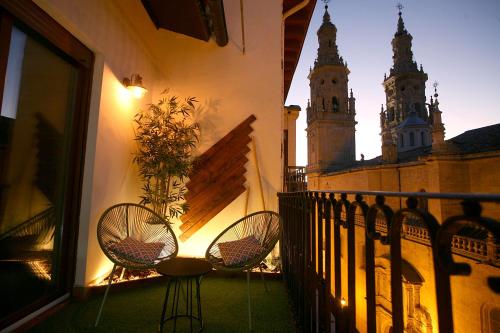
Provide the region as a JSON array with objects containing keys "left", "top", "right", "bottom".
[
  {"left": 306, "top": 5, "right": 356, "bottom": 172},
  {"left": 380, "top": 8, "right": 445, "bottom": 162}
]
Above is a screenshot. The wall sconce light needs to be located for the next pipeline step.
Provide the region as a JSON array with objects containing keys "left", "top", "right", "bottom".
[
  {"left": 123, "top": 74, "right": 147, "bottom": 99},
  {"left": 340, "top": 297, "right": 347, "bottom": 308}
]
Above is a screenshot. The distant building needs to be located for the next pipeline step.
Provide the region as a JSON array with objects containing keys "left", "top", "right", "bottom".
[
  {"left": 305, "top": 6, "right": 500, "bottom": 333},
  {"left": 306, "top": 4, "right": 357, "bottom": 173},
  {"left": 307, "top": 7, "right": 500, "bottom": 218}
]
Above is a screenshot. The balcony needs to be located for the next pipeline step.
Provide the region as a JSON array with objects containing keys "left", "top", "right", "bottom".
[
  {"left": 278, "top": 190, "right": 500, "bottom": 333},
  {"left": 21, "top": 190, "right": 500, "bottom": 332}
]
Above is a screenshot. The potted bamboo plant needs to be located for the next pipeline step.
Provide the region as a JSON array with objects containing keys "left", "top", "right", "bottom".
[{"left": 133, "top": 91, "right": 200, "bottom": 223}]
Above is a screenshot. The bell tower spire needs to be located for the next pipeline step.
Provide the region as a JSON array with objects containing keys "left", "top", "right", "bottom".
[
  {"left": 306, "top": 1, "right": 357, "bottom": 172},
  {"left": 315, "top": 2, "right": 343, "bottom": 68},
  {"left": 380, "top": 4, "right": 435, "bottom": 159},
  {"left": 391, "top": 4, "right": 417, "bottom": 74}
]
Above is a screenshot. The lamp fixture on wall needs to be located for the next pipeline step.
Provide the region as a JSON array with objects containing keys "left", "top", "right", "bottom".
[{"left": 123, "top": 74, "right": 147, "bottom": 99}]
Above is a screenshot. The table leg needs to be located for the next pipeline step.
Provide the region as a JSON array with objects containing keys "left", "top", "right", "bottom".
[
  {"left": 196, "top": 277, "right": 203, "bottom": 328},
  {"left": 173, "top": 279, "right": 181, "bottom": 332},
  {"left": 159, "top": 278, "right": 172, "bottom": 333},
  {"left": 188, "top": 278, "right": 193, "bottom": 332}
]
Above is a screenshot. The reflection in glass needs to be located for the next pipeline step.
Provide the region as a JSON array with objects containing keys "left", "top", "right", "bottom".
[{"left": 0, "top": 26, "right": 77, "bottom": 320}]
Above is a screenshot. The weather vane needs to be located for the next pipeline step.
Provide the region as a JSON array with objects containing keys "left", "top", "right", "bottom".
[
  {"left": 322, "top": 0, "right": 330, "bottom": 8},
  {"left": 433, "top": 81, "right": 439, "bottom": 97},
  {"left": 396, "top": 3, "right": 404, "bottom": 13}
]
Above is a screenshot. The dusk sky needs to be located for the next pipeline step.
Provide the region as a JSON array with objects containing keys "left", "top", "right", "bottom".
[{"left": 286, "top": 0, "right": 500, "bottom": 166}]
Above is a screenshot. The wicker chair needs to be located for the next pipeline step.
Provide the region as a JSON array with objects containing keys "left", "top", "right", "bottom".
[
  {"left": 94, "top": 203, "right": 178, "bottom": 327},
  {"left": 205, "top": 211, "right": 281, "bottom": 331}
]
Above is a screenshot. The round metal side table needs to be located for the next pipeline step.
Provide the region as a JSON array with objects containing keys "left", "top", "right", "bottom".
[{"left": 156, "top": 257, "right": 213, "bottom": 333}]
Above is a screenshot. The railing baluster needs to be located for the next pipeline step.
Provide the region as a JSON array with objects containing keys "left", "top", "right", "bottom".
[
  {"left": 278, "top": 190, "right": 500, "bottom": 333},
  {"left": 324, "top": 193, "right": 333, "bottom": 333},
  {"left": 365, "top": 203, "right": 378, "bottom": 333}
]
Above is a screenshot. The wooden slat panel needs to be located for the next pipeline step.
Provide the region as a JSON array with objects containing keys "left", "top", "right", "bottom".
[
  {"left": 186, "top": 149, "right": 249, "bottom": 196},
  {"left": 190, "top": 115, "right": 257, "bottom": 162},
  {"left": 185, "top": 159, "right": 248, "bottom": 202},
  {"left": 180, "top": 184, "right": 246, "bottom": 242},
  {"left": 179, "top": 114, "right": 256, "bottom": 241},
  {"left": 180, "top": 179, "right": 246, "bottom": 232},
  {"left": 187, "top": 144, "right": 250, "bottom": 190},
  {"left": 181, "top": 173, "right": 246, "bottom": 230}
]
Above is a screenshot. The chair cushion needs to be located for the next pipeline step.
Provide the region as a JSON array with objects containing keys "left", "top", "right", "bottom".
[
  {"left": 217, "top": 235, "right": 264, "bottom": 267},
  {"left": 108, "top": 237, "right": 164, "bottom": 264}
]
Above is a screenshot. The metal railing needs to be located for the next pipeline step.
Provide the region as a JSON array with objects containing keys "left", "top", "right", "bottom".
[{"left": 278, "top": 190, "right": 500, "bottom": 333}]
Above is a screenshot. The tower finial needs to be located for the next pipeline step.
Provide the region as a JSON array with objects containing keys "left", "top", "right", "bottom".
[
  {"left": 322, "top": 0, "right": 331, "bottom": 22},
  {"left": 395, "top": 3, "right": 407, "bottom": 35},
  {"left": 433, "top": 81, "right": 439, "bottom": 98},
  {"left": 396, "top": 3, "right": 404, "bottom": 15}
]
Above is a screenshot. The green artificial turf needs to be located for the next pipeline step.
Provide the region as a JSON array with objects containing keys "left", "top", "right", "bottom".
[{"left": 30, "top": 276, "right": 296, "bottom": 332}]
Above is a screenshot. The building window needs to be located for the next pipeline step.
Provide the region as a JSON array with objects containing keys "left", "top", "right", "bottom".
[
  {"left": 332, "top": 96, "right": 339, "bottom": 112},
  {"left": 410, "top": 132, "right": 415, "bottom": 146},
  {"left": 414, "top": 102, "right": 421, "bottom": 115},
  {"left": 421, "top": 131, "right": 425, "bottom": 145},
  {"left": 400, "top": 134, "right": 404, "bottom": 147}
]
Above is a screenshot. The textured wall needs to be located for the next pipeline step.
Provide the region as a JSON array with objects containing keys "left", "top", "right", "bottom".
[{"left": 33, "top": 0, "right": 284, "bottom": 285}]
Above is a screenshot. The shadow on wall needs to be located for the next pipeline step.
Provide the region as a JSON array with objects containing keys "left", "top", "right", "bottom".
[{"left": 194, "top": 98, "right": 223, "bottom": 153}]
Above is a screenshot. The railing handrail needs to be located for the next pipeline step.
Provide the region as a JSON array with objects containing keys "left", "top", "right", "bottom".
[
  {"left": 291, "top": 189, "right": 500, "bottom": 202},
  {"left": 278, "top": 190, "right": 500, "bottom": 333}
]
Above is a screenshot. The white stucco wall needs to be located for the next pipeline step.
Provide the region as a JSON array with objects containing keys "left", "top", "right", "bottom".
[{"left": 33, "top": 0, "right": 284, "bottom": 286}]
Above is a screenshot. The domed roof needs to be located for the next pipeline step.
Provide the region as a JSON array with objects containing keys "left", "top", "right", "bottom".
[
  {"left": 397, "top": 111, "right": 428, "bottom": 128},
  {"left": 317, "top": 6, "right": 336, "bottom": 35}
]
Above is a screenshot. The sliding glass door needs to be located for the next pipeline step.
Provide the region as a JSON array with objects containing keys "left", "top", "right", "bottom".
[{"left": 0, "top": 1, "right": 93, "bottom": 328}]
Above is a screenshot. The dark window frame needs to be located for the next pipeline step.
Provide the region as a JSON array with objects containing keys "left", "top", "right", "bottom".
[
  {"left": 410, "top": 132, "right": 415, "bottom": 146},
  {"left": 0, "top": 0, "right": 93, "bottom": 328}
]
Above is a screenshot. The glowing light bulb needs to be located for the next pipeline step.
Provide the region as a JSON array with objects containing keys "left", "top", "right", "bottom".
[
  {"left": 340, "top": 297, "right": 347, "bottom": 307},
  {"left": 128, "top": 85, "right": 147, "bottom": 99}
]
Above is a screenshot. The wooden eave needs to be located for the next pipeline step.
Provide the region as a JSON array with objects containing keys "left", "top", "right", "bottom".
[
  {"left": 141, "top": 0, "right": 210, "bottom": 41},
  {"left": 283, "top": 0, "right": 316, "bottom": 100}
]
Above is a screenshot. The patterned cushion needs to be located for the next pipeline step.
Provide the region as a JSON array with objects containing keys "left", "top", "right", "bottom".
[
  {"left": 109, "top": 237, "right": 164, "bottom": 264},
  {"left": 218, "top": 235, "right": 264, "bottom": 266}
]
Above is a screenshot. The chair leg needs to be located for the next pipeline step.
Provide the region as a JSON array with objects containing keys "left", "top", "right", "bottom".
[
  {"left": 259, "top": 265, "right": 269, "bottom": 292},
  {"left": 247, "top": 270, "right": 252, "bottom": 331},
  {"left": 95, "top": 264, "right": 117, "bottom": 327}
]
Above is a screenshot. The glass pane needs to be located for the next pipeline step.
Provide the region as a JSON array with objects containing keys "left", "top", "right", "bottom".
[{"left": 0, "top": 26, "right": 77, "bottom": 320}]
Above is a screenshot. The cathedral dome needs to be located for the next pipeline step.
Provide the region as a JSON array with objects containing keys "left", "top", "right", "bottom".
[
  {"left": 397, "top": 111, "right": 428, "bottom": 129},
  {"left": 317, "top": 6, "right": 336, "bottom": 36}
]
